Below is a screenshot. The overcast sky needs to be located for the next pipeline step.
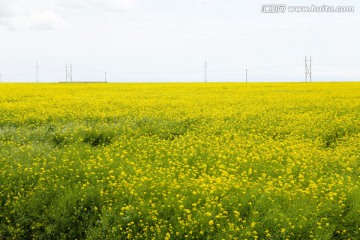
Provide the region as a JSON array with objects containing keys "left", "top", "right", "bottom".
[{"left": 0, "top": 0, "right": 359, "bottom": 82}]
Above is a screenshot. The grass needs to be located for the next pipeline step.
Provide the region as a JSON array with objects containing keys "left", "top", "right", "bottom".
[{"left": 0, "top": 83, "right": 359, "bottom": 239}]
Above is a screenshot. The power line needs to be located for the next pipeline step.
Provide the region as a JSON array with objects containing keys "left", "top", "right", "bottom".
[{"left": 2, "top": 58, "right": 359, "bottom": 83}]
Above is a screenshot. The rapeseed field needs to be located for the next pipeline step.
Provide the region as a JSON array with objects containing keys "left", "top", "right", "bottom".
[{"left": 0, "top": 83, "right": 359, "bottom": 239}]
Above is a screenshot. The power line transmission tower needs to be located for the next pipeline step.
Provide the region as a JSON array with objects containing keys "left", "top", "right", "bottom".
[
  {"left": 204, "top": 60, "right": 208, "bottom": 83},
  {"left": 246, "top": 69, "right": 248, "bottom": 83},
  {"left": 36, "top": 62, "right": 39, "bottom": 83},
  {"left": 305, "top": 56, "right": 312, "bottom": 82},
  {"left": 105, "top": 72, "right": 107, "bottom": 83},
  {"left": 66, "top": 64, "right": 73, "bottom": 82},
  {"left": 70, "top": 64, "right": 73, "bottom": 82}
]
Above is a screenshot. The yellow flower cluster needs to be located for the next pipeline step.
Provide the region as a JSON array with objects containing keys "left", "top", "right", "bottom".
[{"left": 0, "top": 83, "right": 359, "bottom": 239}]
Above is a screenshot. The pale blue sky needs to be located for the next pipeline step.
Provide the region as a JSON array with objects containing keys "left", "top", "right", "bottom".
[{"left": 0, "top": 0, "right": 359, "bottom": 82}]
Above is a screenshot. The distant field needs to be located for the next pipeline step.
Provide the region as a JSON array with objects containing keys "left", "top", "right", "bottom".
[{"left": 0, "top": 83, "right": 359, "bottom": 239}]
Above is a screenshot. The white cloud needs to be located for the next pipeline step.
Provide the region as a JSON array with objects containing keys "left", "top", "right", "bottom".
[
  {"left": 0, "top": 1, "right": 12, "bottom": 18},
  {"left": 0, "top": 0, "right": 139, "bottom": 30},
  {"left": 59, "top": 0, "right": 139, "bottom": 11},
  {"left": 0, "top": 1, "right": 13, "bottom": 28},
  {"left": 28, "top": 10, "right": 66, "bottom": 30},
  {"left": 0, "top": 10, "right": 66, "bottom": 31},
  {"left": 0, "top": 0, "right": 66, "bottom": 30}
]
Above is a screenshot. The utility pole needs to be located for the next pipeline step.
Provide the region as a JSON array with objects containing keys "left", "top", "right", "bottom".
[
  {"left": 246, "top": 69, "right": 248, "bottom": 83},
  {"left": 0, "top": 73, "right": 2, "bottom": 83},
  {"left": 204, "top": 60, "right": 208, "bottom": 83},
  {"left": 305, "top": 56, "right": 312, "bottom": 82},
  {"left": 36, "top": 62, "right": 39, "bottom": 83},
  {"left": 105, "top": 72, "right": 107, "bottom": 83}
]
